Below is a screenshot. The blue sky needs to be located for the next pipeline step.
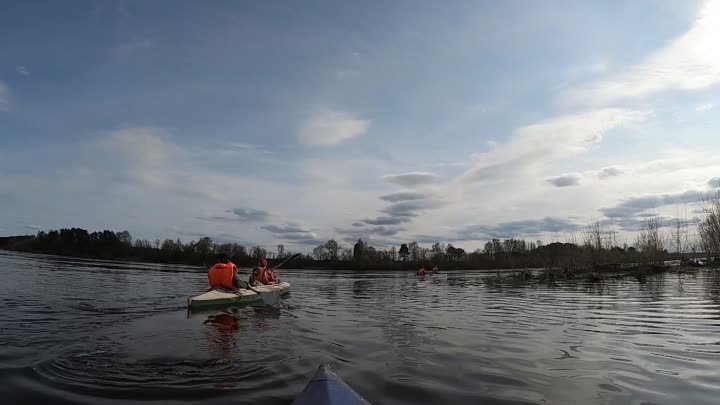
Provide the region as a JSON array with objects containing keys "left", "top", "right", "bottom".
[{"left": 1, "top": 0, "right": 719, "bottom": 251}]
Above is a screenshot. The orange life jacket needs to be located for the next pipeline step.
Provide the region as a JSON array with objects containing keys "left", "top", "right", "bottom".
[
  {"left": 251, "top": 268, "right": 276, "bottom": 285},
  {"left": 208, "top": 262, "right": 237, "bottom": 290}
]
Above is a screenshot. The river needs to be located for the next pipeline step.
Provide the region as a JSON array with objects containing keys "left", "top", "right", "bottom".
[{"left": 1, "top": 250, "right": 719, "bottom": 405}]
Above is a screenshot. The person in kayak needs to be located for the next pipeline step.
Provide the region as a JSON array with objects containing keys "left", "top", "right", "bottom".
[
  {"left": 431, "top": 265, "right": 439, "bottom": 274},
  {"left": 208, "top": 253, "right": 242, "bottom": 291},
  {"left": 249, "top": 258, "right": 278, "bottom": 286},
  {"left": 416, "top": 266, "right": 427, "bottom": 277}
]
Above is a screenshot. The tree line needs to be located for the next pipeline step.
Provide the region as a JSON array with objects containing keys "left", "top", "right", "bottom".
[{"left": 2, "top": 193, "right": 719, "bottom": 271}]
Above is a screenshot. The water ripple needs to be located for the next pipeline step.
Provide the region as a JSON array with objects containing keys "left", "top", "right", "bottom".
[{"left": 1, "top": 252, "right": 720, "bottom": 404}]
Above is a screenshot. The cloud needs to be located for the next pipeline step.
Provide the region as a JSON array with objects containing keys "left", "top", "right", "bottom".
[
  {"left": 379, "top": 191, "right": 427, "bottom": 202},
  {"left": 262, "top": 224, "right": 310, "bottom": 233},
  {"left": 599, "top": 189, "right": 707, "bottom": 219},
  {"left": 546, "top": 173, "right": 581, "bottom": 187},
  {"left": 262, "top": 222, "right": 322, "bottom": 244},
  {"left": 229, "top": 208, "right": 269, "bottom": 222},
  {"left": 380, "top": 199, "right": 445, "bottom": 218},
  {"left": 339, "top": 226, "right": 405, "bottom": 237},
  {"left": 93, "top": 128, "right": 231, "bottom": 201},
  {"left": 0, "top": 81, "right": 11, "bottom": 112},
  {"left": 298, "top": 109, "right": 369, "bottom": 146},
  {"left": 335, "top": 226, "right": 403, "bottom": 248},
  {"left": 708, "top": 177, "right": 720, "bottom": 188},
  {"left": 362, "top": 216, "right": 412, "bottom": 225},
  {"left": 25, "top": 224, "right": 44, "bottom": 231},
  {"left": 198, "top": 208, "right": 269, "bottom": 223},
  {"left": 226, "top": 143, "right": 273, "bottom": 155},
  {"left": 562, "top": 1, "right": 720, "bottom": 107},
  {"left": 97, "top": 127, "right": 179, "bottom": 169},
  {"left": 457, "top": 217, "right": 583, "bottom": 240},
  {"left": 278, "top": 232, "right": 322, "bottom": 241},
  {"left": 460, "top": 109, "right": 650, "bottom": 183},
  {"left": 16, "top": 66, "right": 30, "bottom": 76},
  {"left": 373, "top": 227, "right": 403, "bottom": 236},
  {"left": 291, "top": 238, "right": 328, "bottom": 246},
  {"left": 382, "top": 172, "right": 438, "bottom": 187},
  {"left": 598, "top": 167, "right": 624, "bottom": 179},
  {"left": 695, "top": 103, "right": 715, "bottom": 112},
  {"left": 352, "top": 222, "right": 364, "bottom": 227}
]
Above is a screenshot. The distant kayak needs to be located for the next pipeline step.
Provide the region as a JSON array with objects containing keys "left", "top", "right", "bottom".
[
  {"left": 187, "top": 281, "right": 290, "bottom": 310},
  {"left": 291, "top": 364, "right": 370, "bottom": 405}
]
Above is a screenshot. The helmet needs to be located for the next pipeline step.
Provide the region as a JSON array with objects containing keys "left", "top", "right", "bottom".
[{"left": 259, "top": 258, "right": 268, "bottom": 267}]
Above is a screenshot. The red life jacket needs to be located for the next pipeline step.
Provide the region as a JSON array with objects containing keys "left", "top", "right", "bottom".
[
  {"left": 417, "top": 269, "right": 427, "bottom": 276},
  {"left": 208, "top": 262, "right": 236, "bottom": 290},
  {"left": 260, "top": 268, "right": 276, "bottom": 285},
  {"left": 251, "top": 268, "right": 277, "bottom": 285}
]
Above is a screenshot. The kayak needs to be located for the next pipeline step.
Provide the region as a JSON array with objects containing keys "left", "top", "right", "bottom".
[
  {"left": 187, "top": 281, "right": 290, "bottom": 310},
  {"left": 291, "top": 364, "right": 370, "bottom": 405}
]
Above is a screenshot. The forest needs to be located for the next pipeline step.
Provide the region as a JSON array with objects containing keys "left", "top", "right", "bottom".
[
  {"left": 1, "top": 206, "right": 714, "bottom": 272},
  {"left": 3, "top": 194, "right": 720, "bottom": 271}
]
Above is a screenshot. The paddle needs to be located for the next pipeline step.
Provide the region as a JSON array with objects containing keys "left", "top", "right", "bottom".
[{"left": 272, "top": 253, "right": 302, "bottom": 272}]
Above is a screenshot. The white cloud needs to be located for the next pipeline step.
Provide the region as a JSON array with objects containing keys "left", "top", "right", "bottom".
[
  {"left": 298, "top": 109, "right": 369, "bottom": 146},
  {"left": 0, "top": 81, "right": 11, "bottom": 112},
  {"left": 97, "top": 127, "right": 180, "bottom": 169},
  {"left": 16, "top": 66, "right": 30, "bottom": 76},
  {"left": 460, "top": 108, "right": 651, "bottom": 183},
  {"left": 695, "top": 103, "right": 715, "bottom": 112},
  {"left": 563, "top": 1, "right": 720, "bottom": 107}
]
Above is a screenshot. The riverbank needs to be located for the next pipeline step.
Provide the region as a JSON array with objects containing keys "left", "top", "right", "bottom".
[
  {"left": 0, "top": 226, "right": 707, "bottom": 272},
  {"left": 484, "top": 263, "right": 716, "bottom": 284}
]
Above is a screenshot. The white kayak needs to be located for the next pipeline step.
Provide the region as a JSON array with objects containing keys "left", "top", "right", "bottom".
[{"left": 187, "top": 282, "right": 291, "bottom": 310}]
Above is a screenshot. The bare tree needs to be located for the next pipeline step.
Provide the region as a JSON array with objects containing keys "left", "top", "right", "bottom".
[
  {"left": 698, "top": 192, "right": 720, "bottom": 258},
  {"left": 340, "top": 247, "right": 353, "bottom": 261},
  {"left": 389, "top": 246, "right": 397, "bottom": 261},
  {"left": 565, "top": 232, "right": 578, "bottom": 246},
  {"left": 635, "top": 214, "right": 666, "bottom": 264},
  {"left": 671, "top": 210, "right": 689, "bottom": 256},
  {"left": 408, "top": 241, "right": 419, "bottom": 261},
  {"left": 584, "top": 220, "right": 603, "bottom": 251}
]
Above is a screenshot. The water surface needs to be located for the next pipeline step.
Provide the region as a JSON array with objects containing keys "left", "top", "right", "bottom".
[{"left": 1, "top": 250, "right": 719, "bottom": 405}]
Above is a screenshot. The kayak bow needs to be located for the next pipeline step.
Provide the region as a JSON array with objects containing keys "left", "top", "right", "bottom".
[{"left": 291, "top": 364, "right": 370, "bottom": 405}]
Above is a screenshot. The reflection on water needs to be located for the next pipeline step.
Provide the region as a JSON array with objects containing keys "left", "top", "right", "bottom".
[
  {"left": 203, "top": 311, "right": 242, "bottom": 360},
  {"left": 1, "top": 250, "right": 720, "bottom": 405}
]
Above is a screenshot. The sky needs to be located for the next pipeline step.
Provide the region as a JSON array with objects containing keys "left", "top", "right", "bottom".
[{"left": 1, "top": 0, "right": 720, "bottom": 252}]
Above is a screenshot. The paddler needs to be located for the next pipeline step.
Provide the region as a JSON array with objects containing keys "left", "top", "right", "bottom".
[
  {"left": 249, "top": 258, "right": 279, "bottom": 286},
  {"left": 416, "top": 266, "right": 427, "bottom": 277},
  {"left": 207, "top": 253, "right": 242, "bottom": 291},
  {"left": 431, "top": 265, "right": 439, "bottom": 274}
]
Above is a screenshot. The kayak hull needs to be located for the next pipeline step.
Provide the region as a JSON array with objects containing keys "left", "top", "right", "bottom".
[
  {"left": 291, "top": 364, "right": 370, "bottom": 405},
  {"left": 187, "top": 281, "right": 290, "bottom": 310}
]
